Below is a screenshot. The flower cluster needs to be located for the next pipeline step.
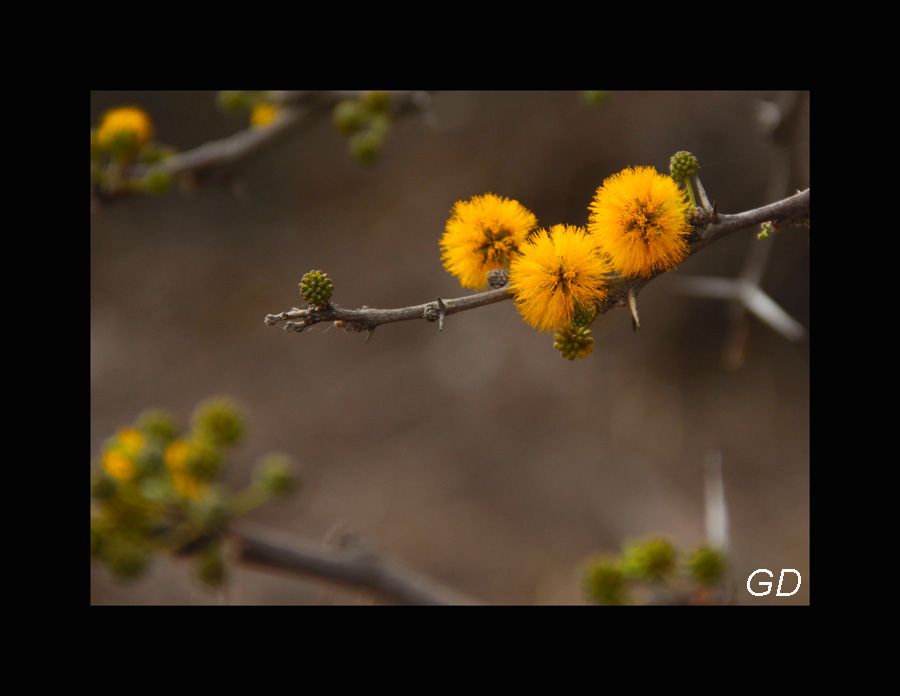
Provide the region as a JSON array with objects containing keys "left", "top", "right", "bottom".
[
  {"left": 438, "top": 155, "right": 696, "bottom": 359},
  {"left": 331, "top": 91, "right": 393, "bottom": 165},
  {"left": 216, "top": 91, "right": 282, "bottom": 129},
  {"left": 91, "top": 398, "right": 297, "bottom": 587},
  {"left": 582, "top": 537, "right": 727, "bottom": 605},
  {"left": 91, "top": 106, "right": 177, "bottom": 196}
]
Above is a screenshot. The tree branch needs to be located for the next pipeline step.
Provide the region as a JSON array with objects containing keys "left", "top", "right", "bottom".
[
  {"left": 233, "top": 523, "right": 480, "bottom": 605},
  {"left": 264, "top": 189, "right": 810, "bottom": 334}
]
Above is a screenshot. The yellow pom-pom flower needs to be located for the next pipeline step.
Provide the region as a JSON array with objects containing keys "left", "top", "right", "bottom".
[
  {"left": 102, "top": 450, "right": 135, "bottom": 482},
  {"left": 164, "top": 440, "right": 208, "bottom": 501},
  {"left": 588, "top": 166, "right": 691, "bottom": 278},
  {"left": 100, "top": 428, "right": 146, "bottom": 481},
  {"left": 250, "top": 103, "right": 280, "bottom": 129},
  {"left": 97, "top": 106, "right": 154, "bottom": 150},
  {"left": 440, "top": 193, "right": 538, "bottom": 290},
  {"left": 508, "top": 224, "right": 611, "bottom": 332}
]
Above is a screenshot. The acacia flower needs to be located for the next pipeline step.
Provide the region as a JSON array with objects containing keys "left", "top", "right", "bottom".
[
  {"left": 251, "top": 103, "right": 280, "bottom": 128},
  {"left": 440, "top": 193, "right": 537, "bottom": 289},
  {"left": 164, "top": 440, "right": 207, "bottom": 501},
  {"left": 508, "top": 224, "right": 611, "bottom": 332},
  {"left": 97, "top": 106, "right": 153, "bottom": 150},
  {"left": 588, "top": 166, "right": 691, "bottom": 278}
]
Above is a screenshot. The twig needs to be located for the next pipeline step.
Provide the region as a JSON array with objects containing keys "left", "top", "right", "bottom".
[
  {"left": 233, "top": 522, "right": 480, "bottom": 605},
  {"left": 265, "top": 189, "right": 810, "bottom": 334}
]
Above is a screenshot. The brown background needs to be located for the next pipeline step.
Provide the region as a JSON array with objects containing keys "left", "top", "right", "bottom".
[{"left": 90, "top": 91, "right": 810, "bottom": 604}]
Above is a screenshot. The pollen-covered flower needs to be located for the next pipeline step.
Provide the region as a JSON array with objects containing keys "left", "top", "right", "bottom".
[
  {"left": 97, "top": 106, "right": 154, "bottom": 150},
  {"left": 588, "top": 166, "right": 691, "bottom": 277},
  {"left": 440, "top": 193, "right": 537, "bottom": 289},
  {"left": 508, "top": 224, "right": 611, "bottom": 332},
  {"left": 164, "top": 440, "right": 208, "bottom": 500},
  {"left": 250, "top": 103, "right": 280, "bottom": 128}
]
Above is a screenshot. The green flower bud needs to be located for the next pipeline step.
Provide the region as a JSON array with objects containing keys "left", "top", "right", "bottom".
[
  {"left": 582, "top": 556, "right": 629, "bottom": 605},
  {"left": 134, "top": 444, "right": 165, "bottom": 477},
  {"left": 193, "top": 495, "right": 229, "bottom": 534},
  {"left": 758, "top": 221, "right": 774, "bottom": 240},
  {"left": 137, "top": 409, "right": 179, "bottom": 445},
  {"left": 138, "top": 169, "right": 173, "bottom": 194},
  {"left": 688, "top": 546, "right": 727, "bottom": 588},
  {"left": 255, "top": 454, "right": 297, "bottom": 497},
  {"left": 349, "top": 128, "right": 384, "bottom": 165},
  {"left": 572, "top": 303, "right": 596, "bottom": 328},
  {"left": 91, "top": 472, "right": 117, "bottom": 501},
  {"left": 217, "top": 90, "right": 249, "bottom": 113},
  {"left": 553, "top": 325, "right": 594, "bottom": 360},
  {"left": 193, "top": 542, "right": 226, "bottom": 587},
  {"left": 669, "top": 150, "right": 699, "bottom": 180},
  {"left": 192, "top": 398, "right": 244, "bottom": 448},
  {"left": 368, "top": 112, "right": 391, "bottom": 136},
  {"left": 107, "top": 130, "right": 140, "bottom": 162},
  {"left": 582, "top": 91, "right": 608, "bottom": 105},
  {"left": 184, "top": 438, "right": 223, "bottom": 482},
  {"left": 299, "top": 270, "right": 334, "bottom": 307},
  {"left": 487, "top": 268, "right": 509, "bottom": 288},
  {"left": 105, "top": 540, "right": 150, "bottom": 581},
  {"left": 360, "top": 91, "right": 391, "bottom": 113},
  {"left": 333, "top": 99, "right": 368, "bottom": 136},
  {"left": 621, "top": 537, "right": 677, "bottom": 583}
]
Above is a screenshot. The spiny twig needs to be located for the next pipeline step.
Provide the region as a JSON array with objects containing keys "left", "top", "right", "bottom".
[
  {"left": 234, "top": 523, "right": 480, "bottom": 605},
  {"left": 264, "top": 189, "right": 810, "bottom": 335}
]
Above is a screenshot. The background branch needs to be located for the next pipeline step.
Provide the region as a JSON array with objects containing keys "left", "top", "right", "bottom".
[
  {"left": 265, "top": 189, "right": 810, "bottom": 335},
  {"left": 233, "top": 522, "right": 480, "bottom": 605}
]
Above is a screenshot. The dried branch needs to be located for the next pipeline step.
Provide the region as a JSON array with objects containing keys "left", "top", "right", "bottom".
[
  {"left": 233, "top": 523, "right": 480, "bottom": 605},
  {"left": 264, "top": 188, "right": 810, "bottom": 335}
]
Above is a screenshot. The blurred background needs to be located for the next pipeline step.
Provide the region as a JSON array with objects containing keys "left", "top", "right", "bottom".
[{"left": 90, "top": 91, "right": 809, "bottom": 605}]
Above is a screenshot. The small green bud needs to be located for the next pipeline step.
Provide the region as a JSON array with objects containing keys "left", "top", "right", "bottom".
[
  {"left": 105, "top": 540, "right": 150, "bottom": 581},
  {"left": 134, "top": 444, "right": 165, "bottom": 477},
  {"left": 217, "top": 90, "right": 249, "bottom": 113},
  {"left": 669, "top": 150, "right": 699, "bottom": 180},
  {"left": 185, "top": 438, "right": 223, "bottom": 481},
  {"left": 193, "top": 496, "right": 229, "bottom": 534},
  {"left": 349, "top": 128, "right": 384, "bottom": 165},
  {"left": 553, "top": 325, "right": 594, "bottom": 360},
  {"left": 758, "top": 221, "right": 774, "bottom": 240},
  {"left": 193, "top": 398, "right": 244, "bottom": 448},
  {"left": 360, "top": 90, "right": 391, "bottom": 113},
  {"left": 137, "top": 409, "right": 179, "bottom": 445},
  {"left": 255, "top": 454, "right": 297, "bottom": 497},
  {"left": 582, "top": 557, "right": 629, "bottom": 605},
  {"left": 299, "top": 270, "right": 334, "bottom": 307},
  {"left": 621, "top": 537, "right": 677, "bottom": 583},
  {"left": 138, "top": 475, "right": 171, "bottom": 502},
  {"left": 107, "top": 130, "right": 140, "bottom": 162},
  {"left": 572, "top": 304, "right": 596, "bottom": 328},
  {"left": 368, "top": 112, "right": 391, "bottom": 136},
  {"left": 137, "top": 169, "right": 172, "bottom": 194},
  {"left": 582, "top": 90, "right": 609, "bottom": 105},
  {"left": 91, "top": 473, "right": 117, "bottom": 501},
  {"left": 688, "top": 546, "right": 727, "bottom": 588},
  {"left": 194, "top": 542, "right": 226, "bottom": 587},
  {"left": 487, "top": 268, "right": 509, "bottom": 288},
  {"left": 333, "top": 99, "right": 368, "bottom": 136}
]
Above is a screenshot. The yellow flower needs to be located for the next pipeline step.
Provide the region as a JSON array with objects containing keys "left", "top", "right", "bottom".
[
  {"left": 164, "top": 440, "right": 191, "bottom": 473},
  {"left": 96, "top": 106, "right": 153, "bottom": 150},
  {"left": 102, "top": 450, "right": 135, "bottom": 481},
  {"left": 440, "top": 193, "right": 538, "bottom": 289},
  {"left": 117, "top": 428, "right": 145, "bottom": 457},
  {"left": 587, "top": 166, "right": 691, "bottom": 277},
  {"left": 165, "top": 440, "right": 208, "bottom": 500},
  {"left": 250, "top": 103, "right": 280, "bottom": 128},
  {"left": 508, "top": 224, "right": 611, "bottom": 332}
]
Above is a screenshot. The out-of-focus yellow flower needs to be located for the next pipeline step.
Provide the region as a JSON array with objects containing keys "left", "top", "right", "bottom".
[
  {"left": 171, "top": 471, "right": 207, "bottom": 501},
  {"left": 250, "top": 103, "right": 280, "bottom": 128},
  {"left": 508, "top": 224, "right": 611, "bottom": 332},
  {"left": 588, "top": 166, "right": 691, "bottom": 277},
  {"left": 102, "top": 450, "right": 135, "bottom": 481},
  {"left": 97, "top": 106, "right": 154, "bottom": 150},
  {"left": 164, "top": 440, "right": 191, "bottom": 472},
  {"left": 117, "top": 428, "right": 146, "bottom": 457},
  {"left": 440, "top": 193, "right": 538, "bottom": 289}
]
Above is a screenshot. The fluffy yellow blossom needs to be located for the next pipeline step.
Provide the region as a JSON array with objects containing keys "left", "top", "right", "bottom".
[
  {"left": 440, "top": 193, "right": 538, "bottom": 289},
  {"left": 508, "top": 224, "right": 611, "bottom": 332},
  {"left": 96, "top": 106, "right": 154, "bottom": 150},
  {"left": 102, "top": 450, "right": 135, "bottom": 481},
  {"left": 588, "top": 166, "right": 691, "bottom": 277},
  {"left": 117, "top": 428, "right": 145, "bottom": 457},
  {"left": 165, "top": 440, "right": 207, "bottom": 500},
  {"left": 250, "top": 103, "right": 280, "bottom": 128}
]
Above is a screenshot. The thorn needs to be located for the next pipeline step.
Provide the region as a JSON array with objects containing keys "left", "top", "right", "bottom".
[
  {"left": 711, "top": 201, "right": 718, "bottom": 223},
  {"left": 364, "top": 328, "right": 374, "bottom": 344},
  {"left": 627, "top": 288, "right": 640, "bottom": 331}
]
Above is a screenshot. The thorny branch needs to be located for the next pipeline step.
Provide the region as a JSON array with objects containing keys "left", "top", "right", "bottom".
[
  {"left": 264, "top": 188, "right": 810, "bottom": 336},
  {"left": 233, "top": 523, "right": 479, "bottom": 605}
]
